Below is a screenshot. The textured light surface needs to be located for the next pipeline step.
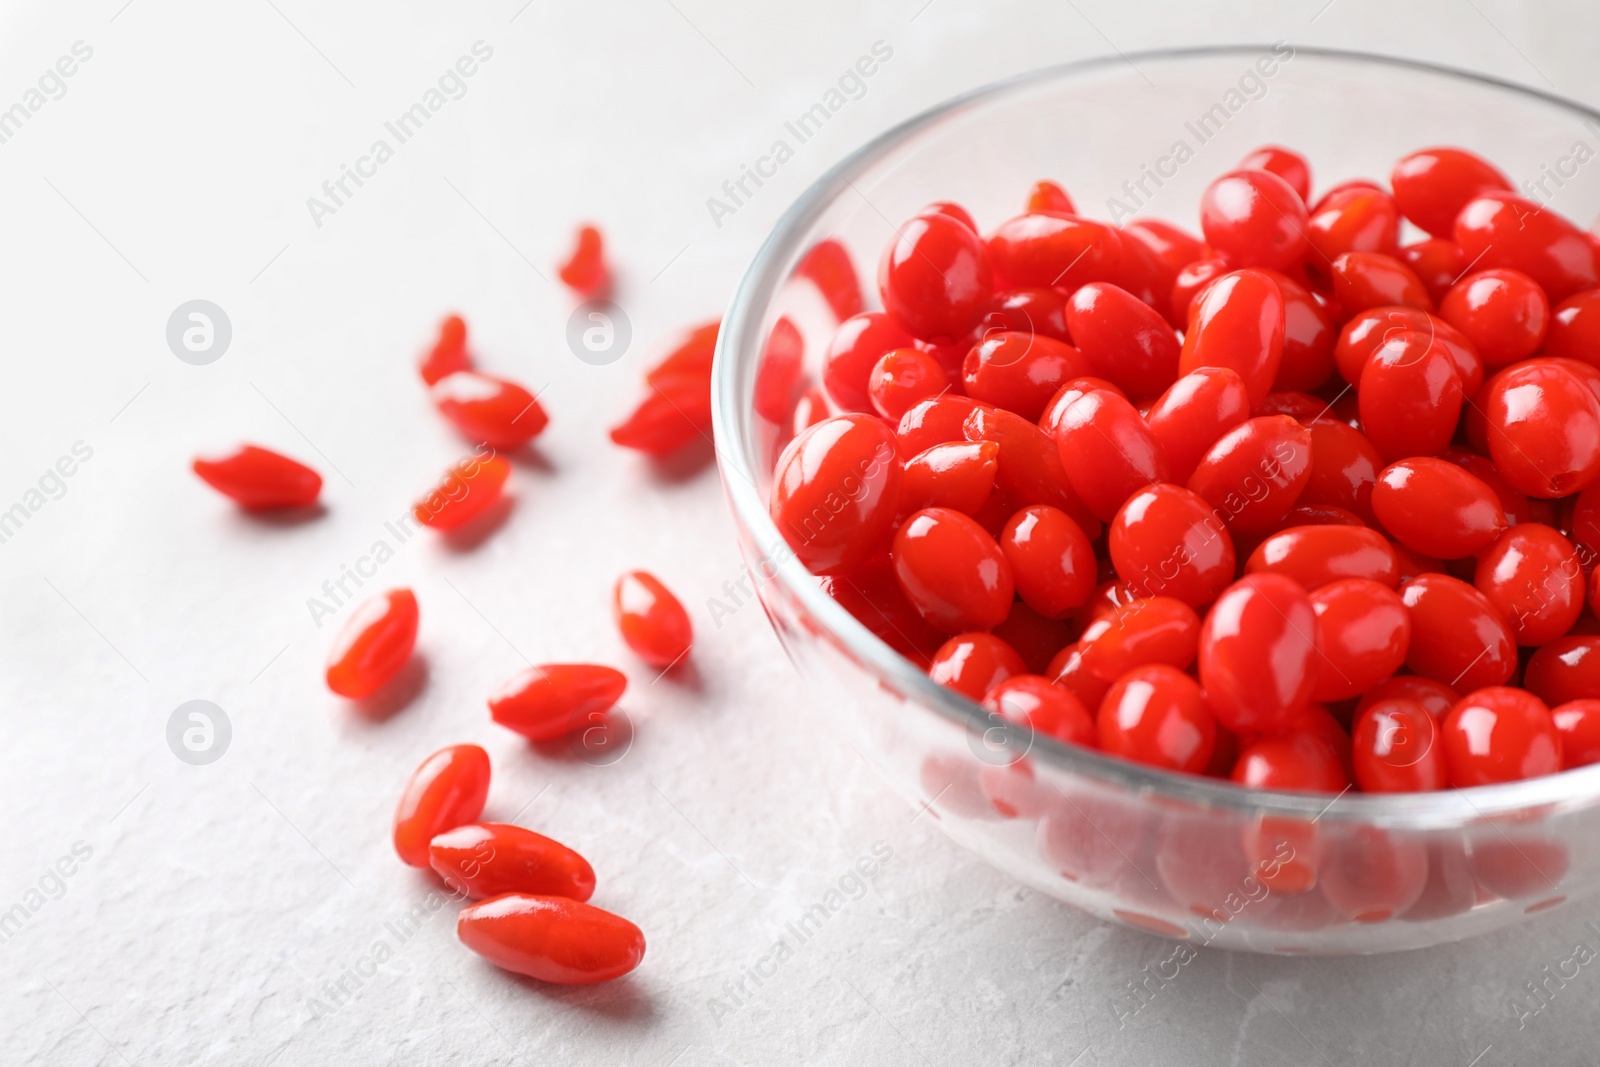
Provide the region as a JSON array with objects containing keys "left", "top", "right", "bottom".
[{"left": 0, "top": 0, "right": 1597, "bottom": 1063}]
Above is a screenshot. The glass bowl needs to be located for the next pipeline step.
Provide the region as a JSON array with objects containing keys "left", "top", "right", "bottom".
[{"left": 712, "top": 45, "right": 1600, "bottom": 953}]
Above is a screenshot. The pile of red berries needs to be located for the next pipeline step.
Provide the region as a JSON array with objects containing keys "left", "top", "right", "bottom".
[
  {"left": 768, "top": 146, "right": 1600, "bottom": 795},
  {"left": 392, "top": 743, "right": 645, "bottom": 985},
  {"left": 187, "top": 225, "right": 720, "bottom": 985}
]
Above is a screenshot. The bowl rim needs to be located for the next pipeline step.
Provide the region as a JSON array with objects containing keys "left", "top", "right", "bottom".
[{"left": 712, "top": 43, "right": 1600, "bottom": 824}]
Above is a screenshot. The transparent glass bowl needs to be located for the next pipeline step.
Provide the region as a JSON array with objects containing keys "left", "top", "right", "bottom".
[{"left": 712, "top": 46, "right": 1600, "bottom": 953}]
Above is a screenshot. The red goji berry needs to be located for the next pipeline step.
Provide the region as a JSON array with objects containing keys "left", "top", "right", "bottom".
[
  {"left": 431, "top": 371, "right": 548, "bottom": 449},
  {"left": 557, "top": 223, "right": 610, "bottom": 299},
  {"left": 326, "top": 588, "right": 419, "bottom": 699},
  {"left": 489, "top": 664, "right": 628, "bottom": 741},
  {"left": 613, "top": 571, "right": 692, "bottom": 668},
  {"left": 457, "top": 893, "right": 645, "bottom": 984},
  {"left": 193, "top": 444, "right": 322, "bottom": 509},
  {"left": 413, "top": 453, "right": 511, "bottom": 532},
  {"left": 393, "top": 743, "right": 490, "bottom": 867},
  {"left": 420, "top": 313, "right": 472, "bottom": 385},
  {"left": 430, "top": 823, "right": 596, "bottom": 901}
]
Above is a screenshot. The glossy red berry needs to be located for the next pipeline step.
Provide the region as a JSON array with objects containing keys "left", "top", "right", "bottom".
[
  {"left": 1546, "top": 288, "right": 1600, "bottom": 368},
  {"left": 457, "top": 893, "right": 644, "bottom": 984},
  {"left": 1039, "top": 376, "right": 1124, "bottom": 437},
  {"left": 1357, "top": 332, "right": 1463, "bottom": 462},
  {"left": 1438, "top": 269, "right": 1548, "bottom": 368},
  {"left": 1390, "top": 147, "right": 1512, "bottom": 238},
  {"left": 999, "top": 504, "right": 1096, "bottom": 618},
  {"left": 976, "top": 287, "right": 1073, "bottom": 344},
  {"left": 822, "top": 559, "right": 945, "bottom": 667},
  {"left": 1482, "top": 359, "right": 1600, "bottom": 498},
  {"left": 1399, "top": 574, "right": 1517, "bottom": 691},
  {"left": 1108, "top": 483, "right": 1235, "bottom": 606},
  {"left": 1443, "top": 449, "right": 1548, "bottom": 528},
  {"left": 1199, "top": 169, "right": 1309, "bottom": 270},
  {"left": 1473, "top": 524, "right": 1583, "bottom": 646},
  {"left": 1400, "top": 238, "right": 1469, "bottom": 302},
  {"left": 1455, "top": 192, "right": 1600, "bottom": 302},
  {"left": 1332, "top": 251, "right": 1432, "bottom": 314},
  {"left": 1441, "top": 686, "right": 1561, "bottom": 786},
  {"left": 1352, "top": 698, "right": 1446, "bottom": 792},
  {"left": 961, "top": 331, "right": 1088, "bottom": 421},
  {"left": 430, "top": 823, "right": 596, "bottom": 901},
  {"left": 1299, "top": 418, "right": 1383, "bottom": 525},
  {"left": 985, "top": 212, "right": 1122, "bottom": 291},
  {"left": 1187, "top": 415, "right": 1312, "bottom": 535},
  {"left": 432, "top": 371, "right": 548, "bottom": 449},
  {"left": 1356, "top": 675, "right": 1460, "bottom": 721},
  {"left": 1276, "top": 503, "right": 1365, "bottom": 528},
  {"left": 1112, "top": 226, "right": 1179, "bottom": 318},
  {"left": 1253, "top": 390, "right": 1323, "bottom": 422},
  {"left": 1063, "top": 282, "right": 1181, "bottom": 397},
  {"left": 394, "top": 743, "right": 491, "bottom": 867},
  {"left": 1245, "top": 524, "right": 1398, "bottom": 591},
  {"left": 413, "top": 453, "right": 511, "bottom": 532},
  {"left": 1142, "top": 375, "right": 1247, "bottom": 490},
  {"left": 489, "top": 664, "right": 628, "bottom": 741},
  {"left": 1262, "top": 270, "right": 1337, "bottom": 392},
  {"left": 1199, "top": 574, "right": 1320, "bottom": 734},
  {"left": 896, "top": 394, "right": 987, "bottom": 456},
  {"left": 1306, "top": 186, "right": 1399, "bottom": 264},
  {"left": 1024, "top": 179, "right": 1075, "bottom": 215},
  {"left": 929, "top": 633, "right": 1026, "bottom": 699},
  {"left": 1371, "top": 458, "right": 1506, "bottom": 559},
  {"left": 1524, "top": 636, "right": 1600, "bottom": 706},
  {"left": 1333, "top": 305, "right": 1431, "bottom": 385},
  {"left": 901, "top": 440, "right": 999, "bottom": 515},
  {"left": 894, "top": 508, "right": 1014, "bottom": 632},
  {"left": 420, "top": 313, "right": 472, "bottom": 385},
  {"left": 1055, "top": 389, "right": 1169, "bottom": 522},
  {"left": 1045, "top": 641, "right": 1110, "bottom": 711},
  {"left": 1551, "top": 699, "right": 1600, "bottom": 768},
  {"left": 823, "top": 312, "right": 914, "bottom": 413},
  {"left": 609, "top": 374, "right": 712, "bottom": 456},
  {"left": 880, "top": 211, "right": 993, "bottom": 342},
  {"left": 796, "top": 238, "right": 865, "bottom": 321},
  {"left": 1177, "top": 269, "right": 1286, "bottom": 406},
  {"left": 753, "top": 316, "right": 804, "bottom": 424},
  {"left": 557, "top": 223, "right": 610, "bottom": 299},
  {"left": 1237, "top": 145, "right": 1311, "bottom": 203},
  {"left": 613, "top": 571, "right": 692, "bottom": 668},
  {"left": 640, "top": 324, "right": 717, "bottom": 387},
  {"left": 326, "top": 588, "right": 419, "bottom": 699},
  {"left": 1097, "top": 664, "right": 1215, "bottom": 773},
  {"left": 1080, "top": 597, "right": 1201, "bottom": 682},
  {"left": 923, "top": 200, "right": 979, "bottom": 232},
  {"left": 1169, "top": 258, "right": 1231, "bottom": 327},
  {"left": 966, "top": 406, "right": 1099, "bottom": 535},
  {"left": 983, "top": 674, "right": 1095, "bottom": 747},
  {"left": 192, "top": 444, "right": 322, "bottom": 509},
  {"left": 1231, "top": 733, "right": 1347, "bottom": 792},
  {"left": 1125, "top": 219, "right": 1206, "bottom": 279},
  {"left": 1308, "top": 579, "right": 1410, "bottom": 702},
  {"left": 770, "top": 414, "right": 902, "bottom": 575},
  {"left": 868, "top": 347, "right": 949, "bottom": 420}
]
